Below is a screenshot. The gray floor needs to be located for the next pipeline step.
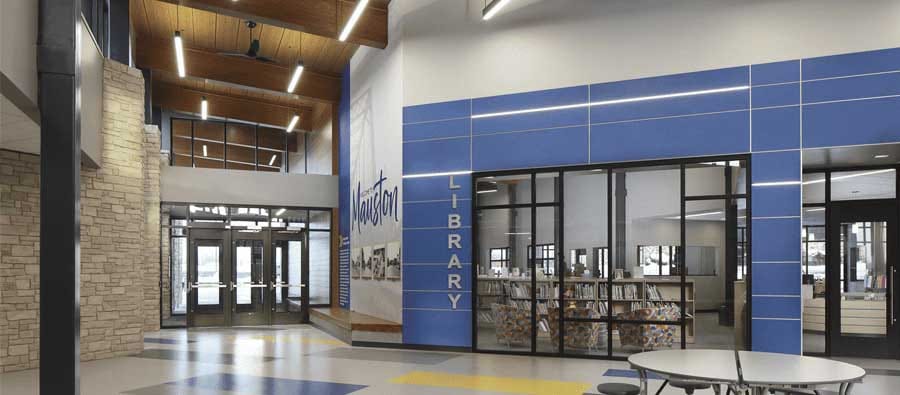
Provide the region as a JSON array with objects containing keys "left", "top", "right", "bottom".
[{"left": 1, "top": 324, "right": 898, "bottom": 394}]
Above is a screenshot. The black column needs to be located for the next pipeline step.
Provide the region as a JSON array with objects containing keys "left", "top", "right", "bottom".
[
  {"left": 37, "top": 0, "right": 81, "bottom": 393},
  {"left": 614, "top": 172, "right": 627, "bottom": 270}
]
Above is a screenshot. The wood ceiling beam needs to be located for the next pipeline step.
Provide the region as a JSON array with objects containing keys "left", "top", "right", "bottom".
[
  {"left": 155, "top": 0, "right": 388, "bottom": 49},
  {"left": 136, "top": 38, "right": 340, "bottom": 103},
  {"left": 153, "top": 81, "right": 314, "bottom": 131}
]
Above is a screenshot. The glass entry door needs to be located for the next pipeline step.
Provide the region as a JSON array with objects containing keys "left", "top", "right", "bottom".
[
  {"left": 828, "top": 200, "right": 899, "bottom": 358},
  {"left": 232, "top": 231, "right": 269, "bottom": 326},
  {"left": 271, "top": 230, "right": 308, "bottom": 324},
  {"left": 188, "top": 229, "right": 230, "bottom": 327}
]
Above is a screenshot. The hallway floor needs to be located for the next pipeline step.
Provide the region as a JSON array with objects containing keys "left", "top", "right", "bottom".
[{"left": 1, "top": 325, "right": 898, "bottom": 394}]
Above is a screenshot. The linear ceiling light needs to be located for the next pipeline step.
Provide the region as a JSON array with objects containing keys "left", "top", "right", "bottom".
[
  {"left": 286, "top": 114, "right": 300, "bottom": 133},
  {"left": 287, "top": 61, "right": 304, "bottom": 93},
  {"left": 402, "top": 170, "right": 473, "bottom": 179},
  {"left": 269, "top": 154, "right": 277, "bottom": 166},
  {"left": 202, "top": 144, "right": 208, "bottom": 157},
  {"left": 483, "top": 0, "right": 512, "bottom": 20},
  {"left": 174, "top": 31, "right": 186, "bottom": 78},
  {"left": 471, "top": 85, "right": 750, "bottom": 119},
  {"left": 275, "top": 208, "right": 286, "bottom": 216},
  {"left": 339, "top": 0, "right": 369, "bottom": 42},
  {"left": 752, "top": 180, "right": 802, "bottom": 187},
  {"left": 667, "top": 210, "right": 724, "bottom": 220},
  {"left": 200, "top": 96, "right": 208, "bottom": 120},
  {"left": 802, "top": 169, "right": 895, "bottom": 185}
]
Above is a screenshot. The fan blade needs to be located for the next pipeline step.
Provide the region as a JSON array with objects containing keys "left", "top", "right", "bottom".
[{"left": 255, "top": 56, "right": 275, "bottom": 63}]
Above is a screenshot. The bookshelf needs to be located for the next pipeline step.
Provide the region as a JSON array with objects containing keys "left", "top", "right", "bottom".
[{"left": 476, "top": 276, "right": 695, "bottom": 342}]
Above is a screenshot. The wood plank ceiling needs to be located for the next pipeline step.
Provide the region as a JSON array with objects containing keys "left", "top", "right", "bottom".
[{"left": 131, "top": 0, "right": 380, "bottom": 130}]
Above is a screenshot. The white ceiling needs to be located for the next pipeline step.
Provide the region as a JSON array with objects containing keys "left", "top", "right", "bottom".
[{"left": 0, "top": 93, "right": 39, "bottom": 154}]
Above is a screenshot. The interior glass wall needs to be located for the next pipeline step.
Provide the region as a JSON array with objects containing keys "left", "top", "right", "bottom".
[
  {"left": 473, "top": 156, "right": 749, "bottom": 359},
  {"left": 169, "top": 118, "right": 294, "bottom": 173}
]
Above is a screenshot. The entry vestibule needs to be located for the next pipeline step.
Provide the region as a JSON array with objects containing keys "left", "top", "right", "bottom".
[
  {"left": 473, "top": 156, "right": 750, "bottom": 358},
  {"left": 163, "top": 205, "right": 333, "bottom": 328}
]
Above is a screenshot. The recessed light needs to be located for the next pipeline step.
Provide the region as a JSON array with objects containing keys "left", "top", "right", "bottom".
[{"left": 875, "top": 154, "right": 890, "bottom": 159}]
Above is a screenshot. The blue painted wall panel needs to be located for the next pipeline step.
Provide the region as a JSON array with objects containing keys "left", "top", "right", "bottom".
[
  {"left": 473, "top": 126, "right": 589, "bottom": 170},
  {"left": 472, "top": 85, "right": 588, "bottom": 115},
  {"left": 589, "top": 91, "right": 748, "bottom": 124},
  {"left": 403, "top": 199, "right": 472, "bottom": 229},
  {"left": 403, "top": 309, "right": 472, "bottom": 347},
  {"left": 472, "top": 107, "right": 588, "bottom": 135},
  {"left": 752, "top": 296, "right": 801, "bottom": 319},
  {"left": 404, "top": 175, "right": 472, "bottom": 202},
  {"left": 590, "top": 67, "right": 749, "bottom": 100},
  {"left": 403, "top": 118, "right": 470, "bottom": 142},
  {"left": 751, "top": 151, "right": 800, "bottom": 183},
  {"left": 803, "top": 72, "right": 900, "bottom": 104},
  {"left": 751, "top": 218, "right": 801, "bottom": 262},
  {"left": 752, "top": 185, "right": 801, "bottom": 218},
  {"left": 752, "top": 262, "right": 801, "bottom": 296},
  {"left": 752, "top": 60, "right": 801, "bottom": 85},
  {"left": 803, "top": 96, "right": 900, "bottom": 148},
  {"left": 403, "top": 138, "right": 471, "bottom": 174},
  {"left": 403, "top": 264, "right": 472, "bottom": 292},
  {"left": 403, "top": 291, "right": 472, "bottom": 310},
  {"left": 403, "top": 228, "right": 472, "bottom": 264},
  {"left": 803, "top": 47, "right": 900, "bottom": 80},
  {"left": 404, "top": 99, "right": 470, "bottom": 124},
  {"left": 751, "top": 107, "right": 800, "bottom": 151},
  {"left": 752, "top": 83, "right": 800, "bottom": 108},
  {"left": 590, "top": 111, "right": 749, "bottom": 163},
  {"left": 752, "top": 319, "right": 801, "bottom": 354}
]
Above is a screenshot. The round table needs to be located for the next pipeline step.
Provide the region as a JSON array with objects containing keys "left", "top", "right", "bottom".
[{"left": 627, "top": 349, "right": 866, "bottom": 395}]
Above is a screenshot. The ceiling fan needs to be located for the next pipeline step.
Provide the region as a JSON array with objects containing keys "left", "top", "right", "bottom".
[{"left": 218, "top": 21, "right": 274, "bottom": 63}]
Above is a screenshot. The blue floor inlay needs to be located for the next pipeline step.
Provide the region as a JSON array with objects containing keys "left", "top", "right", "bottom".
[
  {"left": 169, "top": 373, "right": 367, "bottom": 394},
  {"left": 603, "top": 369, "right": 664, "bottom": 380},
  {"left": 144, "top": 337, "right": 194, "bottom": 344}
]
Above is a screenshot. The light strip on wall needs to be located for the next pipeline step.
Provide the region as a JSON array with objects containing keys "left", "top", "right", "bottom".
[
  {"left": 174, "top": 31, "right": 186, "bottom": 78},
  {"left": 269, "top": 154, "right": 277, "bottom": 166},
  {"left": 752, "top": 181, "right": 802, "bottom": 187},
  {"left": 805, "top": 207, "right": 825, "bottom": 212},
  {"left": 482, "top": 0, "right": 512, "bottom": 20},
  {"left": 339, "top": 0, "right": 369, "bottom": 42},
  {"left": 202, "top": 144, "right": 208, "bottom": 157},
  {"left": 286, "top": 114, "right": 300, "bottom": 133},
  {"left": 287, "top": 62, "right": 304, "bottom": 93},
  {"left": 402, "top": 170, "right": 473, "bottom": 179},
  {"left": 666, "top": 210, "right": 724, "bottom": 220},
  {"left": 801, "top": 169, "right": 895, "bottom": 185},
  {"left": 200, "top": 97, "right": 208, "bottom": 120},
  {"left": 470, "top": 85, "right": 750, "bottom": 119}
]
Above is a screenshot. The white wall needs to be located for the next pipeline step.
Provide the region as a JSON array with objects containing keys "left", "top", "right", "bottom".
[
  {"left": 399, "top": 0, "right": 900, "bottom": 106},
  {"left": 1, "top": 0, "right": 38, "bottom": 104},
  {"left": 160, "top": 165, "right": 338, "bottom": 208}
]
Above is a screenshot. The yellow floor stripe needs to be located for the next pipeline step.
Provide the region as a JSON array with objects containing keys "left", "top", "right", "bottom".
[
  {"left": 390, "top": 371, "right": 592, "bottom": 395},
  {"left": 243, "top": 335, "right": 345, "bottom": 346}
]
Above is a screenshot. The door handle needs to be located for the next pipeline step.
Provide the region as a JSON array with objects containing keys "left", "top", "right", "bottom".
[{"left": 191, "top": 283, "right": 227, "bottom": 288}]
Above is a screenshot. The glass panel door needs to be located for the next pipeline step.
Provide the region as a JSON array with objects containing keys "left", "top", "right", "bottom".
[
  {"left": 272, "top": 231, "right": 307, "bottom": 324},
  {"left": 829, "top": 200, "right": 898, "bottom": 358},
  {"left": 232, "top": 232, "right": 268, "bottom": 326},
  {"left": 188, "top": 229, "right": 230, "bottom": 327}
]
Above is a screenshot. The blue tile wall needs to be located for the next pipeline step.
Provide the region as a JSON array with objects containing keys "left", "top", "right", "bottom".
[
  {"left": 590, "top": 111, "right": 749, "bottom": 163},
  {"left": 751, "top": 60, "right": 800, "bottom": 86},
  {"left": 752, "top": 296, "right": 802, "bottom": 319},
  {"left": 403, "top": 138, "right": 471, "bottom": 174},
  {"left": 803, "top": 96, "right": 900, "bottom": 148},
  {"left": 473, "top": 126, "right": 589, "bottom": 170},
  {"left": 751, "top": 319, "right": 801, "bottom": 354},
  {"left": 395, "top": 46, "right": 900, "bottom": 354},
  {"left": 751, "top": 107, "right": 801, "bottom": 151}
]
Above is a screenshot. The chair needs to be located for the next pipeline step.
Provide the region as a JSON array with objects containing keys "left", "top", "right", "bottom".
[
  {"left": 616, "top": 305, "right": 680, "bottom": 350},
  {"left": 654, "top": 379, "right": 721, "bottom": 395},
  {"left": 547, "top": 306, "right": 608, "bottom": 350},
  {"left": 490, "top": 303, "right": 531, "bottom": 346},
  {"left": 596, "top": 383, "right": 641, "bottom": 395}
]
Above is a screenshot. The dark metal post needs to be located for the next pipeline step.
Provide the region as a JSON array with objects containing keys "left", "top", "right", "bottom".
[{"left": 37, "top": 0, "right": 82, "bottom": 393}]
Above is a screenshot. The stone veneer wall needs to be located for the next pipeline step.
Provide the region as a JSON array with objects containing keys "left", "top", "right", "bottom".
[
  {"left": 0, "top": 60, "right": 159, "bottom": 372},
  {"left": 142, "top": 125, "right": 161, "bottom": 331}
]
